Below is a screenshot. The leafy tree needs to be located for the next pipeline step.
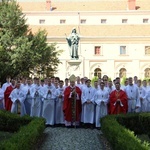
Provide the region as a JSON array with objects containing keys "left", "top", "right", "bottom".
[
  {"left": 91, "top": 76, "right": 98, "bottom": 86},
  {"left": 0, "top": 0, "right": 61, "bottom": 83},
  {"left": 121, "top": 76, "right": 126, "bottom": 85}
]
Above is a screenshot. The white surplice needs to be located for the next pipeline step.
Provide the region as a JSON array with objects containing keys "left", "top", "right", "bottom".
[
  {"left": 125, "top": 84, "right": 140, "bottom": 113},
  {"left": 0, "top": 88, "right": 4, "bottom": 109},
  {"left": 94, "top": 88, "right": 109, "bottom": 127},
  {"left": 9, "top": 88, "right": 26, "bottom": 116},
  {"left": 2, "top": 82, "right": 11, "bottom": 92},
  {"left": 30, "top": 84, "right": 43, "bottom": 117},
  {"left": 23, "top": 84, "right": 34, "bottom": 115},
  {"left": 42, "top": 85, "right": 56, "bottom": 125},
  {"left": 55, "top": 87, "right": 65, "bottom": 124},
  {"left": 81, "top": 86, "right": 95, "bottom": 124},
  {"left": 146, "top": 89, "right": 150, "bottom": 112},
  {"left": 137, "top": 86, "right": 147, "bottom": 112}
]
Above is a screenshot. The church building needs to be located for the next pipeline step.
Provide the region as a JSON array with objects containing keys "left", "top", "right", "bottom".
[{"left": 18, "top": 0, "right": 150, "bottom": 80}]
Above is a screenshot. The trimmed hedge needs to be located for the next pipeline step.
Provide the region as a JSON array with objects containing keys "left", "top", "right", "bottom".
[
  {"left": 0, "top": 110, "right": 32, "bottom": 132},
  {"left": 0, "top": 110, "right": 45, "bottom": 150},
  {"left": 101, "top": 114, "right": 150, "bottom": 150},
  {"left": 116, "top": 113, "right": 150, "bottom": 135}
]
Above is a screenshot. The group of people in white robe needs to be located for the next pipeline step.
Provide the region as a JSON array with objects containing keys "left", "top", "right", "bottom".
[{"left": 0, "top": 75, "right": 150, "bottom": 129}]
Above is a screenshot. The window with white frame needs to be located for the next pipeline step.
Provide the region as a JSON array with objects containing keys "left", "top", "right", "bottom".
[
  {"left": 120, "top": 46, "right": 126, "bottom": 55},
  {"left": 122, "top": 19, "right": 128, "bottom": 23},
  {"left": 80, "top": 19, "right": 86, "bottom": 24},
  {"left": 143, "top": 19, "right": 149, "bottom": 23},
  {"left": 60, "top": 19, "right": 66, "bottom": 24},
  {"left": 94, "top": 46, "right": 101, "bottom": 55},
  {"left": 39, "top": 19, "right": 45, "bottom": 24},
  {"left": 145, "top": 46, "right": 150, "bottom": 55},
  {"left": 101, "top": 19, "right": 107, "bottom": 24}
]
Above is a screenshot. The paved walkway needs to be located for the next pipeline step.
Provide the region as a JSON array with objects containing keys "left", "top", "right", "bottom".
[{"left": 39, "top": 127, "right": 103, "bottom": 150}]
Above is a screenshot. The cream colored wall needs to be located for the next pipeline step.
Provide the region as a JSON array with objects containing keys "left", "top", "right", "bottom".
[
  {"left": 54, "top": 42, "right": 150, "bottom": 80},
  {"left": 25, "top": 11, "right": 150, "bottom": 25},
  {"left": 23, "top": 11, "right": 150, "bottom": 80}
]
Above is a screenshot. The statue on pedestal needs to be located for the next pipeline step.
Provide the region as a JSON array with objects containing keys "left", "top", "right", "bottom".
[{"left": 66, "top": 28, "right": 80, "bottom": 59}]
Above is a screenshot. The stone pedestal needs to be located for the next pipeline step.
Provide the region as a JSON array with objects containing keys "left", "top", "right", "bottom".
[{"left": 67, "top": 60, "right": 82, "bottom": 77}]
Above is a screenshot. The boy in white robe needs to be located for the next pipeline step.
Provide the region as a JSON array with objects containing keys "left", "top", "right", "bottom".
[
  {"left": 81, "top": 79, "right": 95, "bottom": 128},
  {"left": 9, "top": 81, "right": 26, "bottom": 116},
  {"left": 146, "top": 89, "right": 150, "bottom": 112},
  {"left": 23, "top": 78, "right": 33, "bottom": 115},
  {"left": 2, "top": 76, "right": 11, "bottom": 92},
  {"left": 2, "top": 76, "right": 11, "bottom": 109},
  {"left": 55, "top": 80, "right": 65, "bottom": 126},
  {"left": 30, "top": 78, "right": 43, "bottom": 117},
  {"left": 125, "top": 77, "right": 140, "bottom": 113},
  {"left": 42, "top": 78, "right": 57, "bottom": 126},
  {"left": 0, "top": 83, "right": 4, "bottom": 109},
  {"left": 94, "top": 81, "right": 109, "bottom": 129},
  {"left": 137, "top": 80, "right": 147, "bottom": 112}
]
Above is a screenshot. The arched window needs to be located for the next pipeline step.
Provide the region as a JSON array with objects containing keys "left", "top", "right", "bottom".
[
  {"left": 94, "top": 68, "right": 101, "bottom": 78},
  {"left": 119, "top": 68, "right": 126, "bottom": 78},
  {"left": 144, "top": 68, "right": 150, "bottom": 78}
]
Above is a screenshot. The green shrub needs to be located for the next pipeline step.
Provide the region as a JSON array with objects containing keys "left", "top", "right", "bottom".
[
  {"left": 0, "top": 110, "right": 45, "bottom": 150},
  {"left": 101, "top": 114, "right": 150, "bottom": 150},
  {"left": 116, "top": 113, "right": 150, "bottom": 135},
  {"left": 0, "top": 110, "right": 32, "bottom": 132}
]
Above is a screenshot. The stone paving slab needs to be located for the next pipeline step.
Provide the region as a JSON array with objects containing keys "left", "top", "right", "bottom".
[{"left": 40, "top": 127, "right": 103, "bottom": 150}]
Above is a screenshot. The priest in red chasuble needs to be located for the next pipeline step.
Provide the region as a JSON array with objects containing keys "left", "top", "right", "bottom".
[
  {"left": 109, "top": 82, "right": 128, "bottom": 114},
  {"left": 4, "top": 79, "right": 16, "bottom": 111},
  {"left": 63, "top": 75, "right": 82, "bottom": 127}
]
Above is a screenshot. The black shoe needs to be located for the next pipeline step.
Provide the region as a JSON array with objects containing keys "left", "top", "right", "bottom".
[
  {"left": 90, "top": 124, "right": 94, "bottom": 129},
  {"left": 61, "top": 124, "right": 65, "bottom": 127},
  {"left": 84, "top": 124, "right": 88, "bottom": 129},
  {"left": 96, "top": 127, "right": 101, "bottom": 130},
  {"left": 45, "top": 124, "right": 50, "bottom": 128},
  {"left": 76, "top": 125, "right": 81, "bottom": 128}
]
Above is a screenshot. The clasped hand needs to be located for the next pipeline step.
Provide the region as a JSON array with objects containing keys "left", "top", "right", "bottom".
[
  {"left": 27, "top": 90, "right": 30, "bottom": 95},
  {"left": 116, "top": 99, "right": 121, "bottom": 103},
  {"left": 101, "top": 100, "right": 105, "bottom": 104},
  {"left": 35, "top": 91, "right": 38, "bottom": 95},
  {"left": 59, "top": 95, "right": 63, "bottom": 98},
  {"left": 48, "top": 90, "right": 51, "bottom": 94},
  {"left": 87, "top": 100, "right": 91, "bottom": 104},
  {"left": 16, "top": 99, "right": 20, "bottom": 103},
  {"left": 71, "top": 89, "right": 76, "bottom": 96}
]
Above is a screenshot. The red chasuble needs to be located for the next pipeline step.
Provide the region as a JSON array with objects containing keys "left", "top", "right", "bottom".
[
  {"left": 63, "top": 86, "right": 82, "bottom": 122},
  {"left": 4, "top": 86, "right": 15, "bottom": 111},
  {"left": 109, "top": 90, "right": 128, "bottom": 114}
]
